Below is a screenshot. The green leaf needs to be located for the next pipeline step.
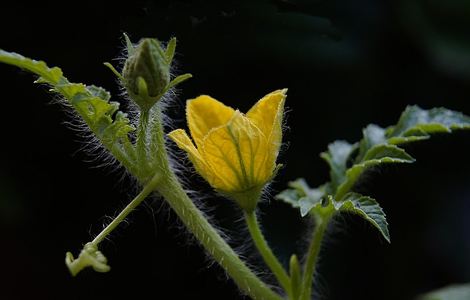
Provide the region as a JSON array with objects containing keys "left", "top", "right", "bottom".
[
  {"left": 0, "top": 50, "right": 138, "bottom": 174},
  {"left": 0, "top": 49, "right": 63, "bottom": 84},
  {"left": 277, "top": 144, "right": 414, "bottom": 215},
  {"left": 320, "top": 141, "right": 356, "bottom": 191},
  {"left": 335, "top": 144, "right": 415, "bottom": 200},
  {"left": 322, "top": 106, "right": 470, "bottom": 200},
  {"left": 387, "top": 105, "right": 470, "bottom": 144},
  {"left": 362, "top": 144, "right": 414, "bottom": 162},
  {"left": 417, "top": 284, "right": 470, "bottom": 300},
  {"left": 339, "top": 193, "right": 390, "bottom": 242},
  {"left": 275, "top": 178, "right": 325, "bottom": 217},
  {"left": 387, "top": 134, "right": 430, "bottom": 145},
  {"left": 331, "top": 124, "right": 415, "bottom": 199},
  {"left": 306, "top": 193, "right": 390, "bottom": 242},
  {"left": 279, "top": 105, "right": 470, "bottom": 219},
  {"left": 355, "top": 124, "right": 387, "bottom": 162}
]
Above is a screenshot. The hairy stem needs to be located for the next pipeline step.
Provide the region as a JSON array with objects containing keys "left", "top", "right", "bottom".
[
  {"left": 152, "top": 105, "right": 283, "bottom": 300},
  {"left": 136, "top": 110, "right": 150, "bottom": 174},
  {"left": 91, "top": 172, "right": 162, "bottom": 246},
  {"left": 299, "top": 215, "right": 331, "bottom": 300},
  {"left": 244, "top": 211, "right": 292, "bottom": 298}
]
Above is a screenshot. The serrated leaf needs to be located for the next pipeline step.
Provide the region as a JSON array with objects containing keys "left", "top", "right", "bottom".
[
  {"left": 319, "top": 134, "right": 416, "bottom": 201},
  {"left": 87, "top": 85, "right": 111, "bottom": 101},
  {"left": 362, "top": 144, "right": 415, "bottom": 162},
  {"left": 0, "top": 50, "right": 137, "bottom": 174},
  {"left": 299, "top": 194, "right": 322, "bottom": 217},
  {"left": 307, "top": 193, "right": 390, "bottom": 242},
  {"left": 338, "top": 193, "right": 390, "bottom": 242},
  {"left": 275, "top": 178, "right": 325, "bottom": 217},
  {"left": 335, "top": 144, "right": 415, "bottom": 200},
  {"left": 417, "top": 284, "right": 470, "bottom": 300},
  {"left": 331, "top": 106, "right": 470, "bottom": 199},
  {"left": 320, "top": 141, "right": 356, "bottom": 191},
  {"left": 276, "top": 188, "right": 301, "bottom": 208},
  {"left": 355, "top": 124, "right": 387, "bottom": 162},
  {"left": 0, "top": 49, "right": 63, "bottom": 84},
  {"left": 387, "top": 135, "right": 429, "bottom": 145},
  {"left": 388, "top": 105, "right": 470, "bottom": 144}
]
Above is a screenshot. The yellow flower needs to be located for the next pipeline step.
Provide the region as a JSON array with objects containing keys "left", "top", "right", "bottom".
[{"left": 168, "top": 89, "right": 287, "bottom": 211}]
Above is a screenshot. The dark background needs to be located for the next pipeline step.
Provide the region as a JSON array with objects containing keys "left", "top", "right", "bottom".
[{"left": 1, "top": 1, "right": 469, "bottom": 299}]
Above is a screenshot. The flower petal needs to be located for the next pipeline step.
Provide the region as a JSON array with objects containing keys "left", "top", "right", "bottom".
[
  {"left": 168, "top": 129, "right": 207, "bottom": 175},
  {"left": 168, "top": 129, "right": 230, "bottom": 191},
  {"left": 187, "top": 95, "right": 235, "bottom": 148},
  {"left": 246, "top": 89, "right": 286, "bottom": 153},
  {"left": 201, "top": 111, "right": 271, "bottom": 192}
]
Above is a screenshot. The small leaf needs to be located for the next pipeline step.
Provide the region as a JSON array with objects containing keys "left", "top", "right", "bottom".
[
  {"left": 276, "top": 188, "right": 301, "bottom": 208},
  {"left": 275, "top": 178, "right": 325, "bottom": 217},
  {"left": 388, "top": 105, "right": 470, "bottom": 143},
  {"left": 335, "top": 144, "right": 415, "bottom": 200},
  {"left": 306, "top": 194, "right": 390, "bottom": 242},
  {"left": 339, "top": 193, "right": 390, "bottom": 242},
  {"left": 417, "top": 284, "right": 470, "bottom": 300},
  {"left": 387, "top": 135, "right": 429, "bottom": 145},
  {"left": 355, "top": 124, "right": 387, "bottom": 162},
  {"left": 299, "top": 193, "right": 390, "bottom": 242},
  {"left": 362, "top": 144, "right": 415, "bottom": 162},
  {"left": 320, "top": 141, "right": 356, "bottom": 191}
]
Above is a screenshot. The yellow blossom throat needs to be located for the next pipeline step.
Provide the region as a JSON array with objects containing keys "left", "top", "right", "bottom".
[{"left": 168, "top": 89, "right": 287, "bottom": 211}]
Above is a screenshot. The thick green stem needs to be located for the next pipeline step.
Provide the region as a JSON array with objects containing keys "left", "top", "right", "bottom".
[
  {"left": 152, "top": 105, "right": 283, "bottom": 300},
  {"left": 158, "top": 176, "right": 282, "bottom": 300},
  {"left": 244, "top": 211, "right": 292, "bottom": 298},
  {"left": 299, "top": 215, "right": 331, "bottom": 300}
]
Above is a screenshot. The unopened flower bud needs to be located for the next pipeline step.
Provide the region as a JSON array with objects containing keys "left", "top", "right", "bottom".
[{"left": 123, "top": 38, "right": 170, "bottom": 110}]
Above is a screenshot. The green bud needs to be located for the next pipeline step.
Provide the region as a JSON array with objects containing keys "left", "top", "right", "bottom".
[
  {"left": 289, "top": 254, "right": 302, "bottom": 299},
  {"left": 123, "top": 38, "right": 171, "bottom": 110}
]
